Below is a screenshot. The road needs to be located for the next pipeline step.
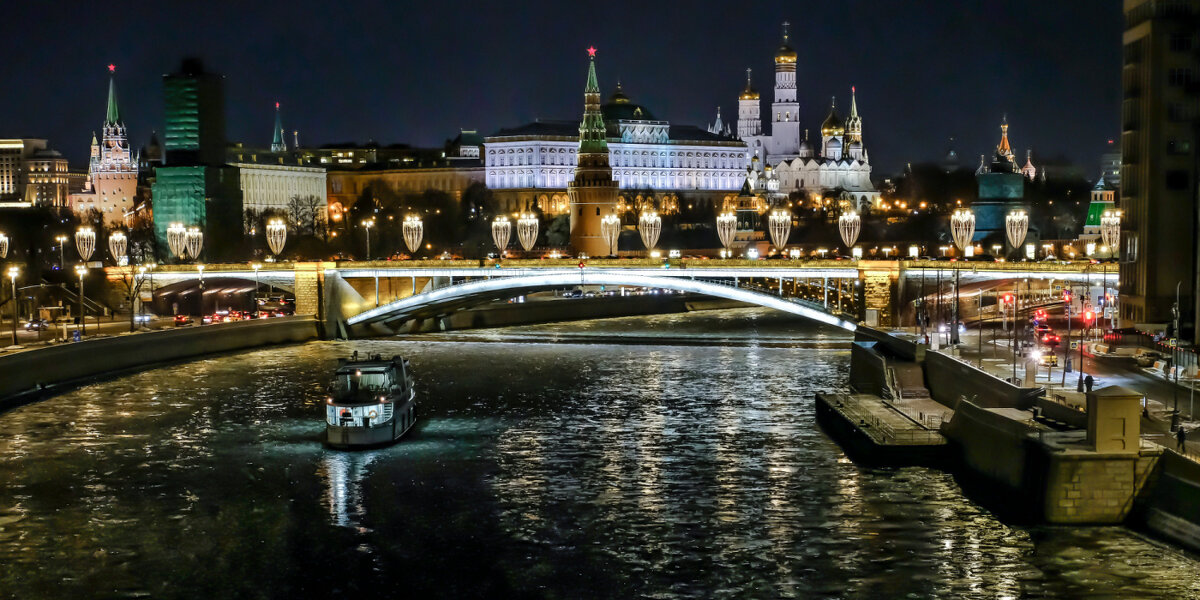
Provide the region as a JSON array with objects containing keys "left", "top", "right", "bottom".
[{"left": 0, "top": 315, "right": 176, "bottom": 348}]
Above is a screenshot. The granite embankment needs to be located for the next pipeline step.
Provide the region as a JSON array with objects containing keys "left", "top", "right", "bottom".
[
  {"left": 0, "top": 316, "right": 319, "bottom": 408},
  {"left": 824, "top": 326, "right": 1200, "bottom": 552}
]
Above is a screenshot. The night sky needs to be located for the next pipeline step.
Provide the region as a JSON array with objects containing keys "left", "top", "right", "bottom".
[{"left": 1, "top": 1, "right": 1121, "bottom": 177}]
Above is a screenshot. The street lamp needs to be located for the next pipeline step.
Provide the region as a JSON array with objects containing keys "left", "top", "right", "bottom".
[
  {"left": 6, "top": 266, "right": 17, "bottom": 346},
  {"left": 266, "top": 218, "right": 287, "bottom": 260},
  {"left": 75, "top": 227, "right": 96, "bottom": 262},
  {"left": 638, "top": 210, "right": 661, "bottom": 252},
  {"left": 167, "top": 222, "right": 187, "bottom": 260},
  {"left": 1100, "top": 210, "right": 1121, "bottom": 258},
  {"left": 768, "top": 209, "right": 791, "bottom": 252},
  {"left": 108, "top": 231, "right": 127, "bottom": 265},
  {"left": 601, "top": 213, "right": 621, "bottom": 257},
  {"left": 74, "top": 264, "right": 87, "bottom": 337},
  {"left": 491, "top": 216, "right": 511, "bottom": 256},
  {"left": 54, "top": 234, "right": 67, "bottom": 269},
  {"left": 184, "top": 227, "right": 203, "bottom": 261},
  {"left": 839, "top": 210, "right": 861, "bottom": 252},
  {"left": 950, "top": 208, "right": 975, "bottom": 252},
  {"left": 1006, "top": 210, "right": 1028, "bottom": 258},
  {"left": 402, "top": 215, "right": 423, "bottom": 255},
  {"left": 716, "top": 211, "right": 736, "bottom": 254},
  {"left": 252, "top": 263, "right": 262, "bottom": 309},
  {"left": 517, "top": 213, "right": 539, "bottom": 252},
  {"left": 361, "top": 218, "right": 375, "bottom": 259}
]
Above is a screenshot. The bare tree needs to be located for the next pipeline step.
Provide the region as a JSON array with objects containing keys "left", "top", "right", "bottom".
[{"left": 287, "top": 195, "right": 327, "bottom": 239}]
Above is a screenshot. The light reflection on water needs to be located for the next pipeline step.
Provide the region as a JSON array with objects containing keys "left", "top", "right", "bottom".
[{"left": 0, "top": 308, "right": 1196, "bottom": 598}]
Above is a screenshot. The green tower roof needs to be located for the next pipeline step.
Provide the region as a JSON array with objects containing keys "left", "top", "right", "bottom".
[
  {"left": 106, "top": 71, "right": 120, "bottom": 125},
  {"left": 578, "top": 50, "right": 608, "bottom": 155}
]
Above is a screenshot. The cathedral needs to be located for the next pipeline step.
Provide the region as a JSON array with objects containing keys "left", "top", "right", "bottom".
[
  {"left": 736, "top": 24, "right": 878, "bottom": 210},
  {"left": 69, "top": 65, "right": 138, "bottom": 226}
]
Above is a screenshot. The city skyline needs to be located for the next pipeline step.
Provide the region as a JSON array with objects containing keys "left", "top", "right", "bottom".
[{"left": 0, "top": 1, "right": 1121, "bottom": 175}]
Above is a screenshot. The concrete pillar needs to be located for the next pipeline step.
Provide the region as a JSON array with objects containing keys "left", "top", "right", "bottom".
[
  {"left": 293, "top": 262, "right": 322, "bottom": 317},
  {"left": 861, "top": 261, "right": 901, "bottom": 328},
  {"left": 1086, "top": 386, "right": 1143, "bottom": 452},
  {"left": 823, "top": 276, "right": 829, "bottom": 308}
]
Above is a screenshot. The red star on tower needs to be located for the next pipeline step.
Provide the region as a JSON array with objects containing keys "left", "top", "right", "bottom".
[
  {"left": 586, "top": 46, "right": 596, "bottom": 58},
  {"left": 108, "top": 64, "right": 116, "bottom": 73}
]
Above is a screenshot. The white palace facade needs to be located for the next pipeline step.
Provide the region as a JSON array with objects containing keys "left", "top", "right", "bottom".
[{"left": 484, "top": 83, "right": 747, "bottom": 214}]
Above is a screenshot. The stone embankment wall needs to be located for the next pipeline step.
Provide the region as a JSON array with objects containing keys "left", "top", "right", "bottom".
[
  {"left": 924, "top": 351, "right": 1043, "bottom": 410},
  {"left": 0, "top": 317, "right": 319, "bottom": 406},
  {"left": 940, "top": 399, "right": 1040, "bottom": 491}
]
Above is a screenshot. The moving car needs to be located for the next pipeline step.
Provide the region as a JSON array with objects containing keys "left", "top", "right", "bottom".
[{"left": 174, "top": 314, "right": 194, "bottom": 326}]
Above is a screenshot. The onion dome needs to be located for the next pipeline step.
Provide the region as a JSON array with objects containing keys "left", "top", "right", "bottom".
[
  {"left": 798, "top": 139, "right": 813, "bottom": 158},
  {"left": 820, "top": 97, "right": 844, "bottom": 136},
  {"left": 609, "top": 81, "right": 630, "bottom": 104},
  {"left": 775, "top": 22, "right": 797, "bottom": 64},
  {"left": 739, "top": 68, "right": 759, "bottom": 100}
]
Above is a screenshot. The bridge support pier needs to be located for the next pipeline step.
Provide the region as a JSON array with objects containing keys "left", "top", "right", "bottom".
[
  {"left": 823, "top": 277, "right": 829, "bottom": 309},
  {"left": 859, "top": 262, "right": 901, "bottom": 328}
]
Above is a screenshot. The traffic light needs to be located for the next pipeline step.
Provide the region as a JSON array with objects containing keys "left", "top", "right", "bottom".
[
  {"left": 1002, "top": 293, "right": 1014, "bottom": 304},
  {"left": 1063, "top": 290, "right": 1072, "bottom": 303},
  {"left": 1083, "top": 310, "right": 1095, "bottom": 323}
]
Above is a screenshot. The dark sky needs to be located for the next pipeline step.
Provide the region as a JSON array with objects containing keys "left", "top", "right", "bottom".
[{"left": 1, "top": 0, "right": 1121, "bottom": 177}]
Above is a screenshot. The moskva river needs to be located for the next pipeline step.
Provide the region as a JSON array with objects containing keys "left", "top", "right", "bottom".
[{"left": 1, "top": 308, "right": 1197, "bottom": 598}]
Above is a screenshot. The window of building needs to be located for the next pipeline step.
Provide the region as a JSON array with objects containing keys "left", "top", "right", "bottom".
[
  {"left": 1167, "top": 140, "right": 1193, "bottom": 154},
  {"left": 1166, "top": 169, "right": 1190, "bottom": 190},
  {"left": 1168, "top": 68, "right": 1193, "bottom": 86},
  {"left": 1170, "top": 33, "right": 1194, "bottom": 52}
]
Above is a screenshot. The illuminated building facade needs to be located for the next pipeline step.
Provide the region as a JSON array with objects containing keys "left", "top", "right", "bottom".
[
  {"left": 734, "top": 23, "right": 878, "bottom": 209},
  {"left": 68, "top": 66, "right": 138, "bottom": 225}
]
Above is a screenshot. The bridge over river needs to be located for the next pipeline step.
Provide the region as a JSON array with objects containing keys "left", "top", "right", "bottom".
[{"left": 118, "top": 258, "right": 1118, "bottom": 338}]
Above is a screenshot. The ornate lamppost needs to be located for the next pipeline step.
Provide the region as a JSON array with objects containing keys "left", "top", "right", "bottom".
[
  {"left": 403, "top": 215, "right": 423, "bottom": 255},
  {"left": 266, "top": 218, "right": 287, "bottom": 260},
  {"left": 1006, "top": 210, "right": 1028, "bottom": 259},
  {"left": 108, "top": 231, "right": 127, "bottom": 265},
  {"left": 517, "top": 213, "right": 539, "bottom": 252},
  {"left": 167, "top": 222, "right": 187, "bottom": 261},
  {"left": 185, "top": 227, "right": 203, "bottom": 261},
  {"left": 716, "top": 211, "right": 736, "bottom": 256},
  {"left": 1100, "top": 210, "right": 1121, "bottom": 258},
  {"left": 839, "top": 210, "right": 861, "bottom": 255},
  {"left": 600, "top": 213, "right": 620, "bottom": 257},
  {"left": 949, "top": 208, "right": 975, "bottom": 345},
  {"left": 638, "top": 210, "right": 661, "bottom": 252},
  {"left": 950, "top": 208, "right": 975, "bottom": 253},
  {"left": 74, "top": 264, "right": 88, "bottom": 337},
  {"left": 491, "top": 216, "right": 511, "bottom": 256},
  {"left": 75, "top": 226, "right": 96, "bottom": 262},
  {"left": 768, "top": 209, "right": 791, "bottom": 253}
]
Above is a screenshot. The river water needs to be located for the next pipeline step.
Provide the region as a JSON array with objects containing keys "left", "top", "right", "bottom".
[{"left": 0, "top": 308, "right": 1197, "bottom": 599}]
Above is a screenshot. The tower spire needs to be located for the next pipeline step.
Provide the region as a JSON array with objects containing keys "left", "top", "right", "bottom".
[
  {"left": 996, "top": 114, "right": 1014, "bottom": 163},
  {"left": 271, "top": 102, "right": 286, "bottom": 152},
  {"left": 105, "top": 64, "right": 120, "bottom": 126},
  {"left": 578, "top": 47, "right": 607, "bottom": 154}
]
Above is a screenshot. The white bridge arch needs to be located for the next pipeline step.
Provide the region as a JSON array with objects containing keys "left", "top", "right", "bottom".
[{"left": 345, "top": 270, "right": 859, "bottom": 333}]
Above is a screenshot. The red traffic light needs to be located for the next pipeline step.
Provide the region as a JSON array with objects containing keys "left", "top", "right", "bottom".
[
  {"left": 1083, "top": 310, "right": 1095, "bottom": 322},
  {"left": 578, "top": 261, "right": 586, "bottom": 269},
  {"left": 1063, "top": 290, "right": 1072, "bottom": 302},
  {"left": 1002, "top": 293, "right": 1014, "bottom": 304}
]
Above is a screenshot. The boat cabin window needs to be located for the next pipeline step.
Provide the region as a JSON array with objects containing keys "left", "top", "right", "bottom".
[{"left": 332, "top": 369, "right": 394, "bottom": 398}]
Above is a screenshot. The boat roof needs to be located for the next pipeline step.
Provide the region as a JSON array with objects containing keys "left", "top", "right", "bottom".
[{"left": 335, "top": 359, "right": 401, "bottom": 374}]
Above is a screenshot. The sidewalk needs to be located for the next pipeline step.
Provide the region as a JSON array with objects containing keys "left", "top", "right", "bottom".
[{"left": 937, "top": 327, "right": 1200, "bottom": 461}]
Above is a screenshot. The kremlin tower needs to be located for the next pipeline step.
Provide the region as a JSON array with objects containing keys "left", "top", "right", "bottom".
[
  {"left": 69, "top": 65, "right": 138, "bottom": 226},
  {"left": 567, "top": 47, "right": 619, "bottom": 256}
]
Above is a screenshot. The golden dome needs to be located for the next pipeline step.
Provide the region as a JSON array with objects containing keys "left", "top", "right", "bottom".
[
  {"left": 775, "top": 44, "right": 797, "bottom": 64},
  {"left": 739, "top": 68, "right": 759, "bottom": 100}
]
